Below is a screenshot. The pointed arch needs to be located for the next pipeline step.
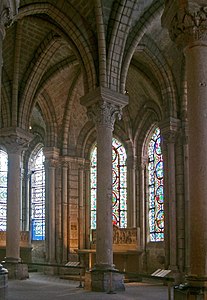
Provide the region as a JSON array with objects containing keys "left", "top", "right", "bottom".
[{"left": 17, "top": 3, "right": 97, "bottom": 91}]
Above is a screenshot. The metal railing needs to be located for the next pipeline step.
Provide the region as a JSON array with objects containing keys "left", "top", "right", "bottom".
[
  {"left": 3, "top": 261, "right": 174, "bottom": 299},
  {"left": 105, "top": 268, "right": 174, "bottom": 300},
  {"left": 5, "top": 261, "right": 85, "bottom": 289}
]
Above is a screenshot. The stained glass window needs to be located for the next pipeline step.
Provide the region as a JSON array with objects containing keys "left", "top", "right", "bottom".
[
  {"left": 31, "top": 148, "right": 45, "bottom": 240},
  {"left": 148, "top": 127, "right": 164, "bottom": 242},
  {"left": 90, "top": 138, "right": 127, "bottom": 229},
  {"left": 0, "top": 150, "right": 8, "bottom": 231}
]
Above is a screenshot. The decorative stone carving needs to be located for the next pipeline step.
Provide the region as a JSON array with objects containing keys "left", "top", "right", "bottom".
[
  {"left": 87, "top": 101, "right": 122, "bottom": 130},
  {"left": 0, "top": 0, "right": 19, "bottom": 38},
  {"left": 80, "top": 87, "right": 128, "bottom": 130},
  {"left": 0, "top": 127, "right": 33, "bottom": 154},
  {"left": 163, "top": 3, "right": 207, "bottom": 48},
  {"left": 91, "top": 226, "right": 140, "bottom": 251}
]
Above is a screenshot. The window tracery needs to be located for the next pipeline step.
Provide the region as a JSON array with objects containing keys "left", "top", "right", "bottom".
[
  {"left": 148, "top": 127, "right": 164, "bottom": 242},
  {"left": 90, "top": 138, "right": 127, "bottom": 229},
  {"left": 31, "top": 148, "right": 45, "bottom": 240}
]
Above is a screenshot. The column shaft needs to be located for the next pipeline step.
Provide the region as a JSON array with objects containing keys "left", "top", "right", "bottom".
[
  {"left": 45, "top": 161, "right": 56, "bottom": 262},
  {"left": 44, "top": 148, "right": 59, "bottom": 263},
  {"left": 85, "top": 165, "right": 90, "bottom": 249},
  {"left": 62, "top": 162, "right": 68, "bottom": 262},
  {"left": 96, "top": 125, "right": 113, "bottom": 268},
  {"left": 6, "top": 152, "right": 21, "bottom": 261},
  {"left": 78, "top": 166, "right": 85, "bottom": 250},
  {"left": 185, "top": 43, "right": 207, "bottom": 276},
  {"left": 127, "top": 157, "right": 136, "bottom": 228},
  {"left": 167, "top": 141, "right": 177, "bottom": 269}
]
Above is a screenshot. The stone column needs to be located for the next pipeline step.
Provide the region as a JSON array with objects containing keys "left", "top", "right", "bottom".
[
  {"left": 44, "top": 147, "right": 59, "bottom": 264},
  {"left": 0, "top": 127, "right": 32, "bottom": 278},
  {"left": 81, "top": 87, "right": 128, "bottom": 292},
  {"left": 162, "top": 1, "right": 207, "bottom": 296},
  {"left": 160, "top": 118, "right": 180, "bottom": 274},
  {"left": 127, "top": 155, "right": 136, "bottom": 228},
  {"left": 139, "top": 157, "right": 147, "bottom": 252},
  {"left": 61, "top": 159, "right": 68, "bottom": 263},
  {"left": 78, "top": 163, "right": 85, "bottom": 250},
  {"left": 85, "top": 162, "right": 90, "bottom": 249}
]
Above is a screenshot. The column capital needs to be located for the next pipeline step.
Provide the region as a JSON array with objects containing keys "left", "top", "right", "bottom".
[
  {"left": 0, "top": 127, "right": 33, "bottom": 154},
  {"left": 0, "top": 0, "right": 19, "bottom": 39},
  {"left": 43, "top": 147, "right": 59, "bottom": 160},
  {"left": 60, "top": 157, "right": 69, "bottom": 168},
  {"left": 159, "top": 117, "right": 181, "bottom": 143},
  {"left": 81, "top": 87, "right": 128, "bottom": 130},
  {"left": 43, "top": 147, "right": 59, "bottom": 167},
  {"left": 162, "top": 1, "right": 207, "bottom": 49}
]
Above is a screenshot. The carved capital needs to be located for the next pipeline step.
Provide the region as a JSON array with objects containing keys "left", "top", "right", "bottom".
[
  {"left": 88, "top": 101, "right": 122, "bottom": 130},
  {"left": 0, "top": 127, "right": 33, "bottom": 154},
  {"left": 61, "top": 159, "right": 69, "bottom": 169},
  {"left": 162, "top": 2, "right": 207, "bottom": 48},
  {"left": 81, "top": 87, "right": 128, "bottom": 130},
  {"left": 159, "top": 117, "right": 181, "bottom": 144}
]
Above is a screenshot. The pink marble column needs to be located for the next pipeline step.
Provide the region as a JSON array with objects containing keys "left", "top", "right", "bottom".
[{"left": 185, "top": 40, "right": 207, "bottom": 279}]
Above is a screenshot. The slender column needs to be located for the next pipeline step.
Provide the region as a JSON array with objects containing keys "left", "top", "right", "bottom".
[
  {"left": 78, "top": 164, "right": 85, "bottom": 249},
  {"left": 183, "top": 128, "right": 190, "bottom": 274},
  {"left": 61, "top": 160, "right": 68, "bottom": 263},
  {"left": 81, "top": 87, "right": 128, "bottom": 291},
  {"left": 160, "top": 118, "right": 180, "bottom": 272},
  {"left": 85, "top": 162, "right": 90, "bottom": 249},
  {"left": 162, "top": 0, "right": 207, "bottom": 292},
  {"left": 139, "top": 157, "right": 147, "bottom": 252},
  {"left": 127, "top": 155, "right": 136, "bottom": 228},
  {"left": 44, "top": 147, "right": 59, "bottom": 263}
]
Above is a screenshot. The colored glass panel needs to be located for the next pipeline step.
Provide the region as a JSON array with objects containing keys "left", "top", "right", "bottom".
[
  {"left": 148, "top": 128, "right": 164, "bottom": 242},
  {"left": 90, "top": 138, "right": 127, "bottom": 229},
  {"left": 31, "top": 148, "right": 45, "bottom": 240},
  {"left": 0, "top": 150, "right": 8, "bottom": 231}
]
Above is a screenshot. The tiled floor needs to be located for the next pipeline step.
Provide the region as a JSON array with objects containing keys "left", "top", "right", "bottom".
[{"left": 8, "top": 272, "right": 173, "bottom": 300}]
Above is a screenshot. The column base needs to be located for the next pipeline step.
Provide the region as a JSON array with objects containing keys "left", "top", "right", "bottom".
[
  {"left": 3, "top": 262, "right": 29, "bottom": 280},
  {"left": 90, "top": 267, "right": 125, "bottom": 292}
]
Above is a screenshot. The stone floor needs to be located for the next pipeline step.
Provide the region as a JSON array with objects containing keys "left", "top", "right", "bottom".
[{"left": 8, "top": 272, "right": 173, "bottom": 300}]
